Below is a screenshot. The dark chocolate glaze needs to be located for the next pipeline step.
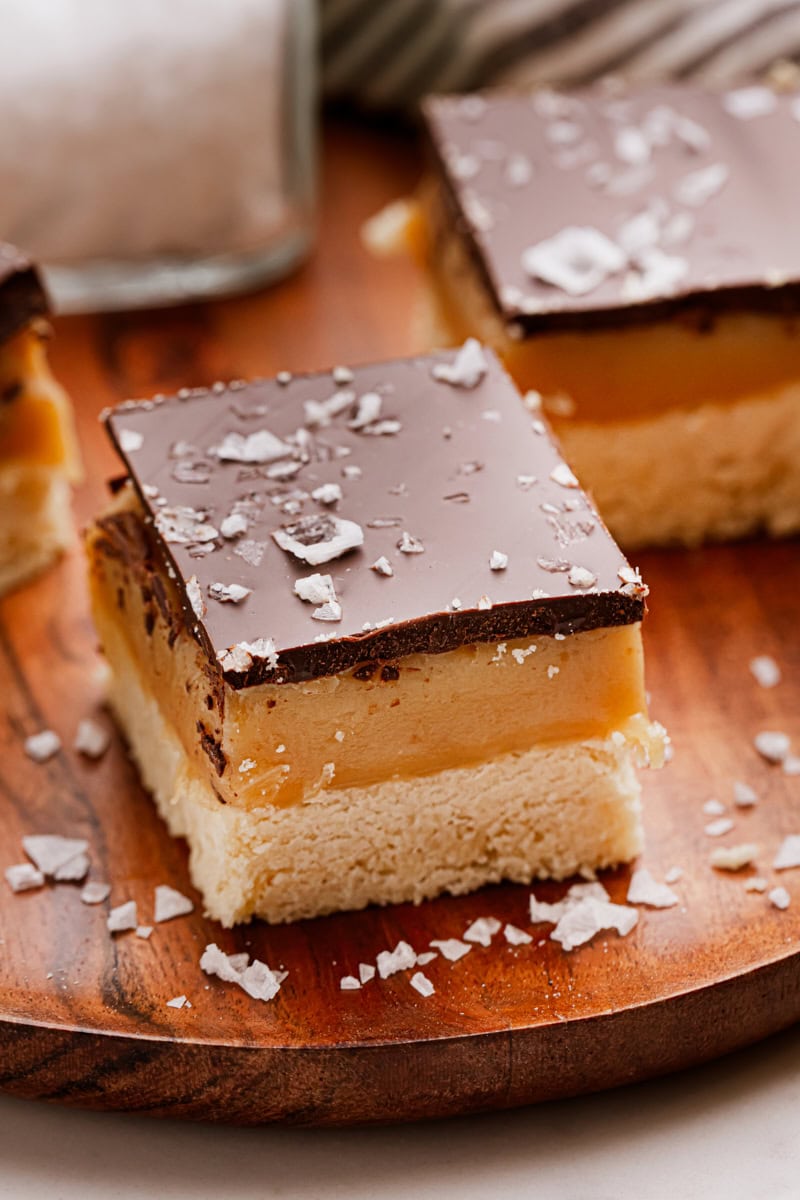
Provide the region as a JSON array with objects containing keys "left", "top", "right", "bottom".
[
  {"left": 104, "top": 350, "right": 644, "bottom": 688},
  {"left": 0, "top": 242, "right": 49, "bottom": 344},
  {"left": 422, "top": 85, "right": 800, "bottom": 334}
]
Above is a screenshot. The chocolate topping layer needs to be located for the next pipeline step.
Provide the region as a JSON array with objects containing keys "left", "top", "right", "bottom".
[
  {"left": 0, "top": 242, "right": 48, "bottom": 344},
  {"left": 423, "top": 85, "right": 800, "bottom": 334},
  {"left": 105, "top": 349, "right": 644, "bottom": 687}
]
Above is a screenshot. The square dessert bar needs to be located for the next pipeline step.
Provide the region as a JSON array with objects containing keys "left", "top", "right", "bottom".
[
  {"left": 88, "top": 345, "right": 664, "bottom": 926},
  {"left": 0, "top": 243, "right": 79, "bottom": 595},
  {"left": 410, "top": 85, "right": 800, "bottom": 548}
]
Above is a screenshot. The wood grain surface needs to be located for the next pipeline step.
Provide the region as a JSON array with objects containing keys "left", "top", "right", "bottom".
[{"left": 1, "top": 120, "right": 800, "bottom": 1126}]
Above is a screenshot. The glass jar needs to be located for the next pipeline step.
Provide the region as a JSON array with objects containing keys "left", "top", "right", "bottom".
[{"left": 0, "top": 0, "right": 316, "bottom": 311}]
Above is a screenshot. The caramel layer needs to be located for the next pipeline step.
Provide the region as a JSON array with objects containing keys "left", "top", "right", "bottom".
[{"left": 0, "top": 325, "right": 80, "bottom": 476}]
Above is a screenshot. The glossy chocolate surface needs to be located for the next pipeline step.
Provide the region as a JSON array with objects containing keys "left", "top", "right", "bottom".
[
  {"left": 105, "top": 349, "right": 643, "bottom": 687},
  {"left": 423, "top": 85, "right": 800, "bottom": 334},
  {"left": 0, "top": 242, "right": 48, "bottom": 344}
]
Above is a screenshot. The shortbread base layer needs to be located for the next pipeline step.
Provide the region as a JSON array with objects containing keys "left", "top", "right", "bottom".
[
  {"left": 106, "top": 619, "right": 646, "bottom": 926},
  {"left": 0, "top": 464, "right": 73, "bottom": 597}
]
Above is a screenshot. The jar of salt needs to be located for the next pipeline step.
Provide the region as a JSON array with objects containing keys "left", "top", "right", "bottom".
[{"left": 0, "top": 0, "right": 315, "bottom": 311}]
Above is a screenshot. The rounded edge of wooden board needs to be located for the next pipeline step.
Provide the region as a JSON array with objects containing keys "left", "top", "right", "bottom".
[{"left": 2, "top": 947, "right": 798, "bottom": 1125}]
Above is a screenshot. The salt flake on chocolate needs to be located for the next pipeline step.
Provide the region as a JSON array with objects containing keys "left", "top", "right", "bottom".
[
  {"left": 723, "top": 86, "right": 777, "bottom": 120},
  {"left": 312, "top": 483, "right": 343, "bottom": 505},
  {"left": 220, "top": 513, "right": 248, "bottom": 539},
  {"left": 118, "top": 429, "right": 144, "bottom": 453},
  {"left": 774, "top": 836, "right": 800, "bottom": 871},
  {"left": 550, "top": 463, "right": 579, "bottom": 488},
  {"left": 208, "top": 582, "right": 252, "bottom": 605},
  {"left": 377, "top": 940, "right": 417, "bottom": 979},
  {"left": 294, "top": 574, "right": 337, "bottom": 605},
  {"left": 371, "top": 556, "right": 394, "bottom": 577},
  {"left": 431, "top": 339, "right": 488, "bottom": 389},
  {"left": 397, "top": 531, "right": 425, "bottom": 555},
  {"left": 522, "top": 226, "right": 625, "bottom": 296},
  {"left": 489, "top": 550, "right": 508, "bottom": 571},
  {"left": 213, "top": 430, "right": 292, "bottom": 464},
  {"left": 186, "top": 575, "right": 206, "bottom": 619},
  {"left": 348, "top": 392, "right": 382, "bottom": 430},
  {"left": 312, "top": 601, "right": 343, "bottom": 622},
  {"left": 674, "top": 163, "right": 729, "bottom": 207},
  {"left": 273, "top": 514, "right": 364, "bottom": 565},
  {"left": 568, "top": 565, "right": 597, "bottom": 589},
  {"left": 217, "top": 637, "right": 279, "bottom": 674}
]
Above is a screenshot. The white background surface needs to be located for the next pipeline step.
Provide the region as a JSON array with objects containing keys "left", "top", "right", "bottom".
[{"left": 1, "top": 1022, "right": 798, "bottom": 1199}]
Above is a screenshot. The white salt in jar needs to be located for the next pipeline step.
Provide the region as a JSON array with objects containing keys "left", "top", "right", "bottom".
[{"left": 0, "top": 0, "right": 315, "bottom": 310}]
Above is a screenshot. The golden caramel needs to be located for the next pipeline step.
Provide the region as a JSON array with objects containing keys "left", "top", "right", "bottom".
[{"left": 0, "top": 326, "right": 80, "bottom": 474}]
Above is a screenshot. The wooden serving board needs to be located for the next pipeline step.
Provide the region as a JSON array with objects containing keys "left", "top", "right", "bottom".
[{"left": 1, "top": 122, "right": 799, "bottom": 1127}]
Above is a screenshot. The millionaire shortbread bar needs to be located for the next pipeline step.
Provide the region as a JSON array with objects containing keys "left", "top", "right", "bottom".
[
  {"left": 394, "top": 85, "right": 800, "bottom": 548},
  {"left": 0, "top": 243, "right": 79, "bottom": 595},
  {"left": 87, "top": 346, "right": 664, "bottom": 925}
]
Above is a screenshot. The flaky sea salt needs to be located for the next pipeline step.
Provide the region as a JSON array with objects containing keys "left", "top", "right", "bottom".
[
  {"left": 769, "top": 886, "right": 791, "bottom": 910},
  {"left": 674, "top": 163, "right": 729, "bottom": 207},
  {"left": 340, "top": 976, "right": 361, "bottom": 991},
  {"left": 745, "top": 876, "right": 768, "bottom": 893},
  {"left": 370, "top": 556, "right": 394, "bottom": 577},
  {"left": 733, "top": 781, "right": 758, "bottom": 808},
  {"left": 213, "top": 429, "right": 292, "bottom": 464},
  {"left": 294, "top": 574, "right": 337, "bottom": 605},
  {"left": 551, "top": 897, "right": 638, "bottom": 952},
  {"left": 23, "top": 835, "right": 89, "bottom": 878},
  {"left": 504, "top": 924, "right": 533, "bottom": 946},
  {"left": 522, "top": 226, "right": 625, "bottom": 296},
  {"left": 273, "top": 515, "right": 364, "bottom": 566},
  {"left": 626, "top": 867, "right": 679, "bottom": 908},
  {"left": 703, "top": 798, "right": 726, "bottom": 816},
  {"left": 710, "top": 844, "right": 759, "bottom": 871},
  {"left": 118, "top": 429, "right": 143, "bottom": 453},
  {"left": 754, "top": 731, "right": 791, "bottom": 763},
  {"left": 410, "top": 972, "right": 435, "bottom": 998},
  {"left": 5, "top": 863, "right": 45, "bottom": 892},
  {"left": 489, "top": 550, "right": 508, "bottom": 571},
  {"left": 568, "top": 565, "right": 597, "bottom": 589},
  {"left": 463, "top": 917, "right": 502, "bottom": 947},
  {"left": 166, "top": 995, "right": 188, "bottom": 1009},
  {"left": 550, "top": 463, "right": 579, "bottom": 488},
  {"left": 430, "top": 938, "right": 471, "bottom": 962},
  {"left": 136, "top": 925, "right": 154, "bottom": 939},
  {"left": 107, "top": 900, "right": 138, "bottom": 933},
  {"left": 705, "top": 817, "right": 735, "bottom": 838},
  {"left": 220, "top": 512, "right": 248, "bottom": 539},
  {"left": 154, "top": 884, "right": 194, "bottom": 923},
  {"left": 200, "top": 944, "right": 283, "bottom": 1002},
  {"left": 80, "top": 881, "right": 111, "bottom": 905},
  {"left": 431, "top": 338, "right": 488, "bottom": 389},
  {"left": 376, "top": 941, "right": 417, "bottom": 979},
  {"left": 774, "top": 836, "right": 800, "bottom": 871},
  {"left": 749, "top": 655, "right": 781, "bottom": 688},
  {"left": 723, "top": 86, "right": 777, "bottom": 120},
  {"left": 24, "top": 730, "right": 61, "bottom": 763},
  {"left": 73, "top": 718, "right": 111, "bottom": 760}
]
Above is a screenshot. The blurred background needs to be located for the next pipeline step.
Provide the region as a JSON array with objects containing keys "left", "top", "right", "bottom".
[{"left": 1, "top": 0, "right": 798, "bottom": 312}]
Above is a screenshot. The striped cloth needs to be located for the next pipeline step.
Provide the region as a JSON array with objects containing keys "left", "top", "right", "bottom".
[{"left": 321, "top": 0, "right": 800, "bottom": 108}]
